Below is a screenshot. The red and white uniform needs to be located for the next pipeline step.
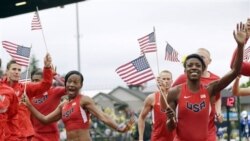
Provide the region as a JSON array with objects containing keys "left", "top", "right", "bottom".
[
  {"left": 1, "top": 67, "right": 53, "bottom": 140},
  {"left": 173, "top": 72, "right": 220, "bottom": 141},
  {"left": 62, "top": 95, "right": 90, "bottom": 131},
  {"left": 151, "top": 92, "right": 175, "bottom": 141},
  {"left": 0, "top": 84, "right": 18, "bottom": 141},
  {"left": 174, "top": 84, "right": 210, "bottom": 141},
  {"left": 30, "top": 87, "right": 65, "bottom": 141}
]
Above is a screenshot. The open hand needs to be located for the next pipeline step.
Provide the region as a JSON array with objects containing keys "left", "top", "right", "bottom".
[
  {"left": 216, "top": 113, "right": 224, "bottom": 123},
  {"left": 234, "top": 22, "right": 247, "bottom": 46},
  {"left": 116, "top": 113, "right": 136, "bottom": 132},
  {"left": 44, "top": 53, "right": 52, "bottom": 68}
]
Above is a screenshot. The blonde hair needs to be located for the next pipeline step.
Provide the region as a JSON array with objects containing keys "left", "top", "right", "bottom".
[
  {"left": 159, "top": 70, "right": 172, "bottom": 78},
  {"left": 197, "top": 48, "right": 211, "bottom": 57}
]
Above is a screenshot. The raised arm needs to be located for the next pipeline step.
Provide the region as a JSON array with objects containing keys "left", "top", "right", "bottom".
[
  {"left": 232, "top": 76, "right": 250, "bottom": 96},
  {"left": 24, "top": 94, "right": 62, "bottom": 124},
  {"left": 26, "top": 53, "right": 53, "bottom": 97},
  {"left": 210, "top": 22, "right": 246, "bottom": 95},
  {"left": 82, "top": 95, "right": 134, "bottom": 133},
  {"left": 138, "top": 94, "right": 153, "bottom": 141}
]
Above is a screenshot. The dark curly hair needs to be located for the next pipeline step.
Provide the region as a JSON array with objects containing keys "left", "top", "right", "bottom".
[
  {"left": 183, "top": 53, "right": 206, "bottom": 71},
  {"left": 64, "top": 70, "right": 84, "bottom": 87}
]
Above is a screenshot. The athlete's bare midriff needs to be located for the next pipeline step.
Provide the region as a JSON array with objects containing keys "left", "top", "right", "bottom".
[{"left": 66, "top": 129, "right": 91, "bottom": 141}]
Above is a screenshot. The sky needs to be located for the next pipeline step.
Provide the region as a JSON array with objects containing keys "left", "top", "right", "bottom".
[{"left": 0, "top": 0, "right": 250, "bottom": 95}]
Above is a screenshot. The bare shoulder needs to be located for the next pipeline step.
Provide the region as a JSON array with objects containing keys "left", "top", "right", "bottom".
[
  {"left": 168, "top": 85, "right": 182, "bottom": 100},
  {"left": 80, "top": 95, "right": 94, "bottom": 105},
  {"left": 147, "top": 93, "right": 155, "bottom": 100},
  {"left": 169, "top": 85, "right": 181, "bottom": 95},
  {"left": 144, "top": 93, "right": 155, "bottom": 105}
]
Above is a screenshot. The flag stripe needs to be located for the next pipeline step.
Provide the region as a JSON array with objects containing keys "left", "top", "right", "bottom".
[
  {"left": 138, "top": 32, "right": 157, "bottom": 54},
  {"left": 124, "top": 70, "right": 154, "bottom": 83},
  {"left": 122, "top": 69, "right": 152, "bottom": 81},
  {"left": 2, "top": 41, "right": 31, "bottom": 67},
  {"left": 118, "top": 67, "right": 136, "bottom": 77},
  {"left": 116, "top": 56, "right": 155, "bottom": 85},
  {"left": 31, "top": 12, "right": 42, "bottom": 30},
  {"left": 128, "top": 75, "right": 155, "bottom": 85},
  {"left": 165, "top": 43, "right": 180, "bottom": 62},
  {"left": 19, "top": 71, "right": 31, "bottom": 83},
  {"left": 243, "top": 46, "right": 250, "bottom": 61}
]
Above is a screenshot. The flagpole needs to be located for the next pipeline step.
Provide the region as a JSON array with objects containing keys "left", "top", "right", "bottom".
[
  {"left": 23, "top": 45, "right": 32, "bottom": 93},
  {"left": 76, "top": 3, "right": 81, "bottom": 72},
  {"left": 153, "top": 26, "right": 160, "bottom": 74},
  {"left": 143, "top": 55, "right": 168, "bottom": 107},
  {"left": 144, "top": 55, "right": 176, "bottom": 122},
  {"left": 36, "top": 6, "right": 48, "bottom": 53}
]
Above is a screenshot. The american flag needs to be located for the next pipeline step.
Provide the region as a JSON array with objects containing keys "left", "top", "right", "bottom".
[
  {"left": 2, "top": 41, "right": 31, "bottom": 67},
  {"left": 165, "top": 43, "right": 179, "bottom": 62},
  {"left": 115, "top": 55, "right": 155, "bottom": 85},
  {"left": 19, "top": 70, "right": 31, "bottom": 83},
  {"left": 243, "top": 46, "right": 250, "bottom": 61},
  {"left": 137, "top": 32, "right": 157, "bottom": 54},
  {"left": 31, "top": 11, "right": 42, "bottom": 30}
]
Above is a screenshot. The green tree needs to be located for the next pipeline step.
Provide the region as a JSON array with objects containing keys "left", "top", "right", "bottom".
[
  {"left": 240, "top": 79, "right": 250, "bottom": 88},
  {"left": 21, "top": 55, "right": 39, "bottom": 79},
  {"left": 29, "top": 55, "right": 39, "bottom": 73}
]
